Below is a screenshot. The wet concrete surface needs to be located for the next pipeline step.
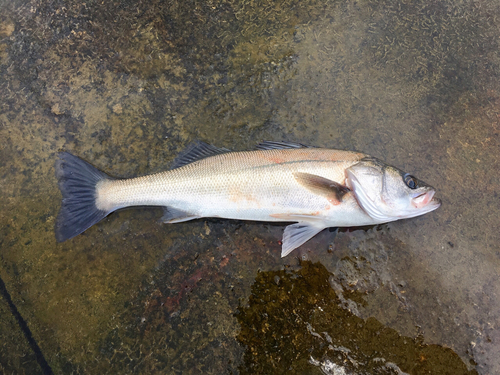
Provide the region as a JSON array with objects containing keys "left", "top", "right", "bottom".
[{"left": 0, "top": 0, "right": 499, "bottom": 373}]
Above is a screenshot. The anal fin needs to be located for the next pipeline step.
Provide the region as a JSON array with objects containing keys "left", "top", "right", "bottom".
[
  {"left": 281, "top": 223, "right": 325, "bottom": 257},
  {"left": 162, "top": 207, "right": 200, "bottom": 223}
]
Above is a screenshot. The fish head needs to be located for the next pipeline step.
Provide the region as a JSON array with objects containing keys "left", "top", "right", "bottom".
[{"left": 346, "top": 157, "right": 441, "bottom": 222}]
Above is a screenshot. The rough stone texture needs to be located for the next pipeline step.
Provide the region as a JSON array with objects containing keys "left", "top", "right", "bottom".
[{"left": 0, "top": 0, "right": 498, "bottom": 373}]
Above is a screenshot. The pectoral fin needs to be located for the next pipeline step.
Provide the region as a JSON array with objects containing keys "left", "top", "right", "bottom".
[
  {"left": 294, "top": 172, "right": 350, "bottom": 205},
  {"left": 162, "top": 207, "right": 200, "bottom": 223},
  {"left": 281, "top": 223, "right": 325, "bottom": 257}
]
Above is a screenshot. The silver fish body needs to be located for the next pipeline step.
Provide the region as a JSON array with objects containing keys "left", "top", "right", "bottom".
[{"left": 55, "top": 141, "right": 441, "bottom": 256}]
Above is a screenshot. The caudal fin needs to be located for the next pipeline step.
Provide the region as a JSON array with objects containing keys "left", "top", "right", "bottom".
[{"left": 55, "top": 152, "right": 113, "bottom": 242}]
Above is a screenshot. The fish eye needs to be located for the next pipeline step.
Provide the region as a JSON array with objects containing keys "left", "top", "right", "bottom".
[{"left": 403, "top": 174, "right": 418, "bottom": 189}]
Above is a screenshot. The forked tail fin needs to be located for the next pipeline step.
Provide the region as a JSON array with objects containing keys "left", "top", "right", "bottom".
[{"left": 55, "top": 152, "right": 113, "bottom": 242}]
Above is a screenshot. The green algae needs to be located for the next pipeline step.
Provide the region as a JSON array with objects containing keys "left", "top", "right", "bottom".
[{"left": 236, "top": 261, "right": 477, "bottom": 374}]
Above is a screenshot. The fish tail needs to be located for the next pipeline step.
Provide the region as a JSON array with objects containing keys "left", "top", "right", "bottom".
[{"left": 55, "top": 152, "right": 113, "bottom": 242}]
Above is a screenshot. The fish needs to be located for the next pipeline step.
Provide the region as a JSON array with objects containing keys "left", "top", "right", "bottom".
[{"left": 55, "top": 141, "right": 441, "bottom": 257}]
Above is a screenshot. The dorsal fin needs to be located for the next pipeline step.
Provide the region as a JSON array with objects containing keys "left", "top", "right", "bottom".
[
  {"left": 170, "top": 141, "right": 231, "bottom": 169},
  {"left": 256, "top": 141, "right": 312, "bottom": 150}
]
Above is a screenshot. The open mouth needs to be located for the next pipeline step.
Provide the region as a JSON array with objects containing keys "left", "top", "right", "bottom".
[{"left": 412, "top": 190, "right": 440, "bottom": 209}]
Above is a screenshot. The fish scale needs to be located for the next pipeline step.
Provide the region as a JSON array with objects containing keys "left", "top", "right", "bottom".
[{"left": 97, "top": 149, "right": 362, "bottom": 220}]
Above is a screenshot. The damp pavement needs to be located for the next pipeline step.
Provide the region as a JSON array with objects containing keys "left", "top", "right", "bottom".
[{"left": 0, "top": 0, "right": 499, "bottom": 374}]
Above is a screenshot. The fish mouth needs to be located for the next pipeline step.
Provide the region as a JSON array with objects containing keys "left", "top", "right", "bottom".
[
  {"left": 412, "top": 190, "right": 440, "bottom": 210},
  {"left": 406, "top": 189, "right": 441, "bottom": 218}
]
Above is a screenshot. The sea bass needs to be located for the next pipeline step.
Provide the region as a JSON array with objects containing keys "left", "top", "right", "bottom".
[{"left": 55, "top": 141, "right": 441, "bottom": 256}]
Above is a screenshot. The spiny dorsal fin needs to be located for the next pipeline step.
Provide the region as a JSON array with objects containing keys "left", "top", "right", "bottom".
[
  {"left": 256, "top": 141, "right": 312, "bottom": 150},
  {"left": 294, "top": 172, "right": 350, "bottom": 205},
  {"left": 170, "top": 141, "right": 231, "bottom": 169}
]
